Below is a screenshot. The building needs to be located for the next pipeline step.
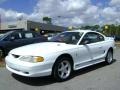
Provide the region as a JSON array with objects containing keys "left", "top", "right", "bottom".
[{"left": 0, "top": 20, "right": 67, "bottom": 34}]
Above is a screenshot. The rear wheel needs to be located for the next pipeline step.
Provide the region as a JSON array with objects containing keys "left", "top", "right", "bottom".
[
  {"left": 105, "top": 50, "right": 113, "bottom": 64},
  {"left": 53, "top": 57, "right": 72, "bottom": 81}
]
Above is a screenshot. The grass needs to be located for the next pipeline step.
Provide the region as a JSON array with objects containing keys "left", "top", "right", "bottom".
[
  {"left": 0, "top": 58, "right": 5, "bottom": 68},
  {"left": 116, "top": 41, "right": 120, "bottom": 47}
]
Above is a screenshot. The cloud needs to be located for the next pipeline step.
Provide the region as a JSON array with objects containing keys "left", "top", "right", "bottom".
[
  {"left": 0, "top": 0, "right": 7, "bottom": 4},
  {"left": 110, "top": 0, "right": 120, "bottom": 7},
  {"left": 0, "top": 0, "right": 120, "bottom": 26},
  {"left": 0, "top": 8, "right": 28, "bottom": 22},
  {"left": 31, "top": 0, "right": 101, "bottom": 26},
  {"left": 100, "top": 0, "right": 120, "bottom": 24},
  {"left": 101, "top": 7, "right": 120, "bottom": 24}
]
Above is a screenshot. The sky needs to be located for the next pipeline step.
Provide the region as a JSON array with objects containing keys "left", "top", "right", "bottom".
[{"left": 0, "top": 0, "right": 120, "bottom": 26}]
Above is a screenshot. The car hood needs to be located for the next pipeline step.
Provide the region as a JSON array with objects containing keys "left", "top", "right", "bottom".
[{"left": 9, "top": 42, "right": 77, "bottom": 56}]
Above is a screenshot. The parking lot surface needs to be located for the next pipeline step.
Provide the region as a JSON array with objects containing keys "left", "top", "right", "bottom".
[{"left": 0, "top": 47, "right": 120, "bottom": 90}]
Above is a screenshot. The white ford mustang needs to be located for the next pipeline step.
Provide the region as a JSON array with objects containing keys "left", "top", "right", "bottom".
[{"left": 5, "top": 30, "right": 115, "bottom": 81}]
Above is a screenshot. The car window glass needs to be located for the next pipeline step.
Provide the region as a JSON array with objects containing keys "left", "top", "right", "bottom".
[
  {"left": 10, "top": 33, "right": 21, "bottom": 40},
  {"left": 80, "top": 32, "right": 104, "bottom": 44},
  {"left": 33, "top": 32, "right": 39, "bottom": 37},
  {"left": 49, "top": 32, "right": 83, "bottom": 44},
  {"left": 98, "top": 34, "right": 104, "bottom": 41},
  {"left": 87, "top": 33, "right": 98, "bottom": 43},
  {"left": 24, "top": 33, "right": 33, "bottom": 38}
]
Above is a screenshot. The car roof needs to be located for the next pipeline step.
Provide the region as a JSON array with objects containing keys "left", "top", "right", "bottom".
[
  {"left": 66, "top": 29, "right": 92, "bottom": 33},
  {"left": 65, "top": 29, "right": 106, "bottom": 37}
]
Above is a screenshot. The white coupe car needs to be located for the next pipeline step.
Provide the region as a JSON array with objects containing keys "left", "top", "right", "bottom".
[{"left": 5, "top": 30, "right": 115, "bottom": 81}]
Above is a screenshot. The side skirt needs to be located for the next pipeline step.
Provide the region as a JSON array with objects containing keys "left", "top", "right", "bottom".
[{"left": 74, "top": 58, "right": 105, "bottom": 70}]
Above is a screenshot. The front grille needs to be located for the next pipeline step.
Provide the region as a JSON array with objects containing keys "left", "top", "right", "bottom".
[{"left": 12, "top": 54, "right": 20, "bottom": 58}]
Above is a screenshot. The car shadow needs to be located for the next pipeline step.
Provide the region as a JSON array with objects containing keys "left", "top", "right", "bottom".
[
  {"left": 12, "top": 59, "right": 116, "bottom": 86},
  {"left": 71, "top": 59, "right": 116, "bottom": 79},
  {"left": 12, "top": 74, "right": 56, "bottom": 86}
]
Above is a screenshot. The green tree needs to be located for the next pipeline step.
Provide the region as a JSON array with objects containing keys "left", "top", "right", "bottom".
[
  {"left": 42, "top": 17, "right": 52, "bottom": 24},
  {"left": 93, "top": 25, "right": 100, "bottom": 30},
  {"left": 80, "top": 25, "right": 100, "bottom": 31}
]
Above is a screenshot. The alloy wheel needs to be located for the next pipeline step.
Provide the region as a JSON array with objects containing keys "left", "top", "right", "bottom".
[{"left": 57, "top": 60, "right": 71, "bottom": 79}]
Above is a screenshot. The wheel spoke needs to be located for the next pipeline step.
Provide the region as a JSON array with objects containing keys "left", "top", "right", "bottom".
[
  {"left": 106, "top": 51, "right": 113, "bottom": 64},
  {"left": 64, "top": 64, "right": 69, "bottom": 69},
  {"left": 61, "top": 62, "right": 64, "bottom": 68},
  {"left": 64, "top": 68, "right": 68, "bottom": 74},
  {"left": 60, "top": 71, "right": 64, "bottom": 78},
  {"left": 57, "top": 60, "right": 71, "bottom": 80},
  {"left": 108, "top": 52, "right": 112, "bottom": 62},
  {"left": 58, "top": 68, "right": 62, "bottom": 72},
  {"left": 58, "top": 62, "right": 64, "bottom": 71}
]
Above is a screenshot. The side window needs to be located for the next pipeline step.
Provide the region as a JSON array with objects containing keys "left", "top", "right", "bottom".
[
  {"left": 24, "top": 32, "right": 33, "bottom": 38},
  {"left": 98, "top": 34, "right": 104, "bottom": 41},
  {"left": 10, "top": 33, "right": 21, "bottom": 40},
  {"left": 88, "top": 33, "right": 98, "bottom": 43},
  {"left": 33, "top": 32, "right": 40, "bottom": 37},
  {"left": 81, "top": 32, "right": 104, "bottom": 44}
]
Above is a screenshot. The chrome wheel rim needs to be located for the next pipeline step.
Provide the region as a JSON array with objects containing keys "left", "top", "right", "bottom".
[
  {"left": 107, "top": 51, "right": 113, "bottom": 63},
  {"left": 58, "top": 60, "right": 71, "bottom": 79}
]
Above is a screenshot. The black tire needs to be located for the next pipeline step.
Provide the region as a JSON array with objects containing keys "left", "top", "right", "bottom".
[
  {"left": 105, "top": 50, "right": 113, "bottom": 64},
  {"left": 0, "top": 48, "right": 4, "bottom": 58},
  {"left": 52, "top": 57, "right": 72, "bottom": 82}
]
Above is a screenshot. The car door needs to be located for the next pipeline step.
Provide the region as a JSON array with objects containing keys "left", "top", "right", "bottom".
[
  {"left": 81, "top": 32, "right": 105, "bottom": 61},
  {"left": 74, "top": 44, "right": 93, "bottom": 69},
  {"left": 3, "top": 32, "right": 23, "bottom": 51},
  {"left": 74, "top": 35, "right": 93, "bottom": 69}
]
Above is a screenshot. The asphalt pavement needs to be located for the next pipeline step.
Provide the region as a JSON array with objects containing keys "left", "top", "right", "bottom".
[{"left": 0, "top": 47, "right": 120, "bottom": 90}]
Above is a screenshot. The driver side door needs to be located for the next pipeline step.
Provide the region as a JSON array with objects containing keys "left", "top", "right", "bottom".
[
  {"left": 3, "top": 32, "right": 22, "bottom": 51},
  {"left": 80, "top": 32, "right": 105, "bottom": 61}
]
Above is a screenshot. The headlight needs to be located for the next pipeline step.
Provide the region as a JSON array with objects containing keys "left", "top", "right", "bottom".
[
  {"left": 34, "top": 56, "right": 44, "bottom": 62},
  {"left": 19, "top": 56, "right": 44, "bottom": 63}
]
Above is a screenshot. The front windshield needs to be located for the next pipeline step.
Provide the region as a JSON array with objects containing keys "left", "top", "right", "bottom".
[
  {"left": 0, "top": 33, "right": 6, "bottom": 40},
  {"left": 0, "top": 34, "right": 5, "bottom": 37},
  {"left": 0, "top": 31, "right": 13, "bottom": 40},
  {"left": 49, "top": 32, "right": 83, "bottom": 44}
]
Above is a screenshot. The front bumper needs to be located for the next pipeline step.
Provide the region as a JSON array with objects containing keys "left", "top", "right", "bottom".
[{"left": 5, "top": 56, "right": 52, "bottom": 77}]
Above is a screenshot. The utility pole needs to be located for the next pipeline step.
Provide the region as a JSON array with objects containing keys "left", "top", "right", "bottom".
[{"left": 57, "top": 16, "right": 61, "bottom": 26}]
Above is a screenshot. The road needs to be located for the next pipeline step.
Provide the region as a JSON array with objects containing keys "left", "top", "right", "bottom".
[{"left": 0, "top": 47, "right": 120, "bottom": 90}]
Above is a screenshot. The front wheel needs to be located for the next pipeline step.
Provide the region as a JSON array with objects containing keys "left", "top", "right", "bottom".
[
  {"left": 105, "top": 50, "right": 113, "bottom": 64},
  {"left": 53, "top": 57, "right": 72, "bottom": 81}
]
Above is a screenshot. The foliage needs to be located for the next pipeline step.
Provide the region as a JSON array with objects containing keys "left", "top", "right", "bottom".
[
  {"left": 102, "top": 24, "right": 120, "bottom": 36},
  {"left": 80, "top": 24, "right": 120, "bottom": 36},
  {"left": 0, "top": 58, "right": 5, "bottom": 67},
  {"left": 80, "top": 25, "right": 100, "bottom": 31},
  {"left": 42, "top": 17, "right": 52, "bottom": 24}
]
